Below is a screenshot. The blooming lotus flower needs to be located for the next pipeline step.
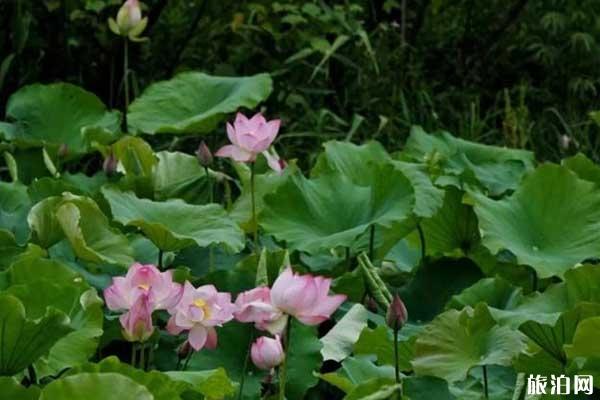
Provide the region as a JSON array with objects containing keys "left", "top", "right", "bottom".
[
  {"left": 234, "top": 287, "right": 283, "bottom": 332},
  {"left": 216, "top": 113, "right": 284, "bottom": 172},
  {"left": 271, "top": 267, "right": 346, "bottom": 325},
  {"left": 251, "top": 335, "right": 285, "bottom": 370},
  {"left": 109, "top": 0, "right": 148, "bottom": 40},
  {"left": 167, "top": 282, "right": 236, "bottom": 351},
  {"left": 104, "top": 263, "right": 182, "bottom": 312},
  {"left": 120, "top": 293, "right": 154, "bottom": 342}
]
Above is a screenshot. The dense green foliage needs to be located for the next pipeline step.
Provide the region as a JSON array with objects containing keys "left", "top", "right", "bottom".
[{"left": 1, "top": 1, "right": 600, "bottom": 399}]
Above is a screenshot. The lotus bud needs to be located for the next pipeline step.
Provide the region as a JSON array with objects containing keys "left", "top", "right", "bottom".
[
  {"left": 251, "top": 335, "right": 285, "bottom": 371},
  {"left": 386, "top": 294, "right": 408, "bottom": 331},
  {"left": 58, "top": 144, "right": 69, "bottom": 159},
  {"left": 103, "top": 152, "right": 118, "bottom": 176},
  {"left": 196, "top": 141, "right": 213, "bottom": 167},
  {"left": 109, "top": 0, "right": 148, "bottom": 40}
]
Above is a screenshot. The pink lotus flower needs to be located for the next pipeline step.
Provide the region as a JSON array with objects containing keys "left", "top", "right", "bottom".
[
  {"left": 104, "top": 263, "right": 182, "bottom": 312},
  {"left": 120, "top": 293, "right": 154, "bottom": 342},
  {"left": 271, "top": 267, "right": 346, "bottom": 325},
  {"left": 167, "top": 282, "right": 236, "bottom": 351},
  {"left": 216, "top": 112, "right": 284, "bottom": 172},
  {"left": 234, "top": 287, "right": 283, "bottom": 332},
  {"left": 251, "top": 335, "right": 285, "bottom": 370}
]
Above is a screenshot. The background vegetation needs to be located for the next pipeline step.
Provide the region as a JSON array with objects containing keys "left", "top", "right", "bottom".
[{"left": 2, "top": 0, "right": 600, "bottom": 165}]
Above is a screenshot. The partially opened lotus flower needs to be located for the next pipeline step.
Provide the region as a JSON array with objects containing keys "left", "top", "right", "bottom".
[
  {"left": 104, "top": 263, "right": 182, "bottom": 312},
  {"left": 216, "top": 112, "right": 285, "bottom": 173},
  {"left": 251, "top": 335, "right": 285, "bottom": 371},
  {"left": 120, "top": 293, "right": 154, "bottom": 342},
  {"left": 234, "top": 286, "right": 284, "bottom": 333},
  {"left": 167, "top": 282, "right": 236, "bottom": 351},
  {"left": 109, "top": 0, "right": 148, "bottom": 40},
  {"left": 271, "top": 267, "right": 346, "bottom": 325}
]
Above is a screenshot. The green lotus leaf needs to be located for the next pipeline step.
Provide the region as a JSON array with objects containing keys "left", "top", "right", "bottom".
[
  {"left": 414, "top": 187, "right": 479, "bottom": 257},
  {"left": 185, "top": 322, "right": 263, "bottom": 400},
  {"left": 563, "top": 153, "right": 600, "bottom": 184},
  {"left": 0, "top": 294, "right": 72, "bottom": 376},
  {"left": 344, "top": 378, "right": 401, "bottom": 400},
  {"left": 53, "top": 193, "right": 134, "bottom": 266},
  {"left": 473, "top": 164, "right": 600, "bottom": 278},
  {"left": 102, "top": 186, "right": 244, "bottom": 252},
  {"left": 312, "top": 140, "right": 443, "bottom": 218},
  {"left": 520, "top": 303, "right": 600, "bottom": 365},
  {"left": 565, "top": 316, "right": 600, "bottom": 359},
  {"left": 261, "top": 164, "right": 415, "bottom": 254},
  {"left": 412, "top": 304, "right": 526, "bottom": 382},
  {"left": 0, "top": 181, "right": 32, "bottom": 244},
  {"left": 128, "top": 72, "right": 272, "bottom": 134},
  {"left": 41, "top": 372, "right": 153, "bottom": 400},
  {"left": 0, "top": 230, "right": 28, "bottom": 269},
  {"left": 0, "top": 376, "right": 40, "bottom": 400},
  {"left": 27, "top": 196, "right": 63, "bottom": 248},
  {"left": 112, "top": 136, "right": 157, "bottom": 178},
  {"left": 285, "top": 320, "right": 323, "bottom": 400},
  {"left": 402, "top": 126, "right": 534, "bottom": 195},
  {"left": 354, "top": 325, "right": 416, "bottom": 371},
  {"left": 321, "top": 304, "right": 369, "bottom": 362},
  {"left": 2, "top": 83, "right": 120, "bottom": 155},
  {"left": 69, "top": 356, "right": 234, "bottom": 399},
  {"left": 447, "top": 277, "right": 565, "bottom": 327},
  {"left": 319, "top": 356, "right": 395, "bottom": 394},
  {"left": 230, "top": 161, "right": 296, "bottom": 231},
  {"left": 153, "top": 151, "right": 213, "bottom": 204},
  {"left": 3, "top": 257, "right": 103, "bottom": 377}
]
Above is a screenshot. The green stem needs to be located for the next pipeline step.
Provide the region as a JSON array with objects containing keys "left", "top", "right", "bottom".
[
  {"left": 131, "top": 343, "right": 137, "bottom": 367},
  {"left": 182, "top": 350, "right": 193, "bottom": 370},
  {"left": 416, "top": 222, "right": 426, "bottom": 262},
  {"left": 531, "top": 267, "right": 538, "bottom": 292},
  {"left": 346, "top": 247, "right": 351, "bottom": 270},
  {"left": 250, "top": 162, "right": 258, "bottom": 252},
  {"left": 206, "top": 166, "right": 214, "bottom": 272},
  {"left": 237, "top": 331, "right": 255, "bottom": 400},
  {"left": 140, "top": 343, "right": 146, "bottom": 371},
  {"left": 158, "top": 249, "right": 163, "bottom": 269},
  {"left": 483, "top": 365, "right": 489, "bottom": 399},
  {"left": 368, "top": 225, "right": 375, "bottom": 260},
  {"left": 393, "top": 325, "right": 400, "bottom": 383},
  {"left": 123, "top": 39, "right": 129, "bottom": 133},
  {"left": 279, "top": 321, "right": 292, "bottom": 400}
]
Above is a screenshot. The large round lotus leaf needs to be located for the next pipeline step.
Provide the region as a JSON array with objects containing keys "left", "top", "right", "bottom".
[
  {"left": 102, "top": 186, "right": 245, "bottom": 252},
  {"left": 3, "top": 257, "right": 103, "bottom": 377},
  {"left": 41, "top": 373, "right": 153, "bottom": 400},
  {"left": 2, "top": 83, "right": 120, "bottom": 155},
  {"left": 312, "top": 140, "right": 443, "bottom": 218},
  {"left": 414, "top": 187, "right": 479, "bottom": 257},
  {"left": 260, "top": 164, "right": 415, "bottom": 254},
  {"left": 128, "top": 72, "right": 272, "bottom": 134},
  {"left": 0, "top": 294, "right": 72, "bottom": 376},
  {"left": 563, "top": 153, "right": 600, "bottom": 184},
  {"left": 402, "top": 126, "right": 534, "bottom": 195},
  {"left": 472, "top": 164, "right": 600, "bottom": 279},
  {"left": 53, "top": 194, "right": 134, "bottom": 266},
  {"left": 68, "top": 356, "right": 234, "bottom": 400},
  {"left": 0, "top": 377, "right": 40, "bottom": 400},
  {"left": 412, "top": 304, "right": 526, "bottom": 382},
  {"left": 0, "top": 181, "right": 32, "bottom": 245}
]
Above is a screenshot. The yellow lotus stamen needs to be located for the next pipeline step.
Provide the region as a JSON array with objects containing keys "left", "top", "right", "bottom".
[
  {"left": 193, "top": 298, "right": 211, "bottom": 319},
  {"left": 138, "top": 284, "right": 150, "bottom": 290}
]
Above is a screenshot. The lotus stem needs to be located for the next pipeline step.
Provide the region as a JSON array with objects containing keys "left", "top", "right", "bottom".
[
  {"left": 123, "top": 38, "right": 130, "bottom": 133},
  {"left": 416, "top": 222, "right": 426, "bottom": 262},
  {"left": 140, "top": 342, "right": 146, "bottom": 371},
  {"left": 27, "top": 365, "right": 37, "bottom": 385},
  {"left": 237, "top": 331, "right": 255, "bottom": 400},
  {"left": 483, "top": 365, "right": 489, "bottom": 399},
  {"left": 206, "top": 166, "right": 214, "bottom": 272},
  {"left": 250, "top": 162, "right": 258, "bottom": 252},
  {"left": 182, "top": 350, "right": 193, "bottom": 370},
  {"left": 158, "top": 249, "right": 163, "bottom": 269},
  {"left": 393, "top": 324, "right": 400, "bottom": 383},
  {"left": 131, "top": 343, "right": 137, "bottom": 367},
  {"left": 369, "top": 225, "right": 375, "bottom": 260},
  {"left": 278, "top": 320, "right": 292, "bottom": 400}
]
